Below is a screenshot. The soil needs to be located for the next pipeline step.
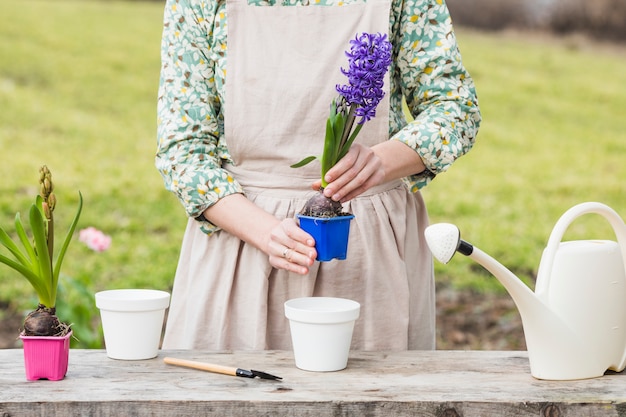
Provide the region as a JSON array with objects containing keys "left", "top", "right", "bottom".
[
  {"left": 0, "top": 287, "right": 526, "bottom": 350},
  {"left": 1, "top": 302, "right": 24, "bottom": 349},
  {"left": 434, "top": 285, "right": 526, "bottom": 350}
]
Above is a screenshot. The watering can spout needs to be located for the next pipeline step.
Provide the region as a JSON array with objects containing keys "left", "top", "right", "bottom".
[
  {"left": 424, "top": 223, "right": 538, "bottom": 309},
  {"left": 425, "top": 207, "right": 626, "bottom": 380}
]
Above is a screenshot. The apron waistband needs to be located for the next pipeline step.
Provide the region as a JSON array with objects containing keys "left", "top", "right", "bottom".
[{"left": 225, "top": 162, "right": 404, "bottom": 199}]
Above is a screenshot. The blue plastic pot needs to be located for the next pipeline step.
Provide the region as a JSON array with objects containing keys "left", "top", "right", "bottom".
[{"left": 297, "top": 214, "right": 355, "bottom": 262}]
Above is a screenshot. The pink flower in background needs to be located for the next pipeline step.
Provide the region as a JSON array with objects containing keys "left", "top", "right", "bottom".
[{"left": 79, "top": 227, "right": 111, "bottom": 252}]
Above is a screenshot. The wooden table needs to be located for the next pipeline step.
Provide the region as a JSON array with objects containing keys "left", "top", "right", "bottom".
[{"left": 1, "top": 349, "right": 625, "bottom": 416}]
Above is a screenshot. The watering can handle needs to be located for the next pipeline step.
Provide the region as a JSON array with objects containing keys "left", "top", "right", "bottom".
[
  {"left": 535, "top": 202, "right": 626, "bottom": 369},
  {"left": 537, "top": 202, "right": 626, "bottom": 293}
]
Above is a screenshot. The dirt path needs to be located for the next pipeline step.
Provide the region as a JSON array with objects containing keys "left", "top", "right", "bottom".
[
  {"left": 0, "top": 289, "right": 526, "bottom": 350},
  {"left": 435, "top": 286, "right": 526, "bottom": 350}
]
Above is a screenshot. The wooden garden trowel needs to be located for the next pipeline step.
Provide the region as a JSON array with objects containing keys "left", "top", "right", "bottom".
[{"left": 163, "top": 357, "right": 282, "bottom": 380}]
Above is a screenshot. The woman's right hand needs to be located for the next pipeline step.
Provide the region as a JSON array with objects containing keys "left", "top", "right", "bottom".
[
  {"left": 268, "top": 217, "right": 317, "bottom": 275},
  {"left": 202, "top": 194, "right": 317, "bottom": 275}
]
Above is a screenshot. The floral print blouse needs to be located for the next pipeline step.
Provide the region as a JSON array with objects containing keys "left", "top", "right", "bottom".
[{"left": 156, "top": 0, "right": 481, "bottom": 235}]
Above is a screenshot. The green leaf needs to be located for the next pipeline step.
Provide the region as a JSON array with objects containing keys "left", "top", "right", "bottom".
[
  {"left": 0, "top": 208, "right": 50, "bottom": 305},
  {"left": 321, "top": 118, "right": 336, "bottom": 188},
  {"left": 328, "top": 97, "right": 338, "bottom": 122},
  {"left": 0, "top": 252, "right": 50, "bottom": 305},
  {"left": 332, "top": 112, "right": 345, "bottom": 166},
  {"left": 52, "top": 191, "right": 83, "bottom": 304},
  {"left": 29, "top": 204, "right": 54, "bottom": 308},
  {"left": 290, "top": 155, "right": 318, "bottom": 169},
  {"left": 34, "top": 195, "right": 44, "bottom": 217},
  {"left": 0, "top": 222, "right": 32, "bottom": 269},
  {"left": 14, "top": 212, "right": 38, "bottom": 270}
]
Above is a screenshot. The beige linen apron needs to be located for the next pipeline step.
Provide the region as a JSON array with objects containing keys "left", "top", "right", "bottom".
[{"left": 162, "top": 0, "right": 435, "bottom": 351}]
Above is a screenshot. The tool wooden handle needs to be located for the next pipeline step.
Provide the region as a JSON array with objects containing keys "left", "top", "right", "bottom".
[{"left": 163, "top": 357, "right": 237, "bottom": 376}]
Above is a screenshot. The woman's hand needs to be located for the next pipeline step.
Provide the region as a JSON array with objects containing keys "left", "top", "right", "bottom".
[
  {"left": 317, "top": 143, "right": 385, "bottom": 202},
  {"left": 312, "top": 141, "right": 426, "bottom": 202},
  {"left": 202, "top": 194, "right": 316, "bottom": 275},
  {"left": 267, "top": 218, "right": 317, "bottom": 275}
]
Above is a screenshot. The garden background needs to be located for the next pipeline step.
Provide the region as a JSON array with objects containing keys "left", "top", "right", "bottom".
[{"left": 1, "top": 0, "right": 625, "bottom": 349}]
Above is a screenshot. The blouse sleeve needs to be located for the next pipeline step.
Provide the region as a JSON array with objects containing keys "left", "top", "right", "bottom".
[
  {"left": 390, "top": 0, "right": 482, "bottom": 192},
  {"left": 155, "top": 0, "right": 242, "bottom": 235}
]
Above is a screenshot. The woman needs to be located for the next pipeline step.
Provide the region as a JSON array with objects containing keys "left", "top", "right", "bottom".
[{"left": 156, "top": 0, "right": 481, "bottom": 350}]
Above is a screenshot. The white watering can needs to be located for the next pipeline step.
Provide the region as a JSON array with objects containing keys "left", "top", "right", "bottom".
[{"left": 424, "top": 202, "right": 626, "bottom": 380}]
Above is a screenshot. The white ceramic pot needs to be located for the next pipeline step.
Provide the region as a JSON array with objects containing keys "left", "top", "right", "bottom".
[
  {"left": 95, "top": 289, "right": 170, "bottom": 360},
  {"left": 284, "top": 297, "right": 360, "bottom": 372}
]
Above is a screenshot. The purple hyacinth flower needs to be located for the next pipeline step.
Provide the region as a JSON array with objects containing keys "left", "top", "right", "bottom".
[{"left": 336, "top": 32, "right": 392, "bottom": 124}]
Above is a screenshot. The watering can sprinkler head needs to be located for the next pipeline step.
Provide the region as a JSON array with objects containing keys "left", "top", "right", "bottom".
[{"left": 424, "top": 223, "right": 474, "bottom": 264}]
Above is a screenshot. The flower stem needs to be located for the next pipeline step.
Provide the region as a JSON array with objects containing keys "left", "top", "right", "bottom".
[{"left": 339, "top": 104, "right": 357, "bottom": 151}]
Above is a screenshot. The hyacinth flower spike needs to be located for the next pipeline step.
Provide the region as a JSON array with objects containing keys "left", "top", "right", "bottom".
[{"left": 292, "top": 32, "right": 392, "bottom": 217}]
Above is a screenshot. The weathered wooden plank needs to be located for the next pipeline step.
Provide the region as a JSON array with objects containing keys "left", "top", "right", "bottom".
[
  {"left": 1, "top": 350, "right": 625, "bottom": 417},
  {"left": 2, "top": 401, "right": 624, "bottom": 417}
]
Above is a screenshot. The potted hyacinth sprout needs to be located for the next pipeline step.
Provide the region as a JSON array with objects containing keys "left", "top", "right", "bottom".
[
  {"left": 291, "top": 32, "right": 392, "bottom": 261},
  {"left": 0, "top": 166, "right": 82, "bottom": 380}
]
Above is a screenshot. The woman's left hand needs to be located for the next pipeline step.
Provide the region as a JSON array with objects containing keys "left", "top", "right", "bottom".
[
  {"left": 311, "top": 141, "right": 426, "bottom": 202},
  {"left": 317, "top": 143, "right": 385, "bottom": 202}
]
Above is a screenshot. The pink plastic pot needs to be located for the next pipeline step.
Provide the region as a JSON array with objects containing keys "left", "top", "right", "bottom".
[{"left": 20, "top": 331, "right": 72, "bottom": 381}]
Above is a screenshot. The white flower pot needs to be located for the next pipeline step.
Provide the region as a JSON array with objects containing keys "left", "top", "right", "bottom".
[
  {"left": 284, "top": 297, "right": 360, "bottom": 372},
  {"left": 95, "top": 289, "right": 170, "bottom": 360}
]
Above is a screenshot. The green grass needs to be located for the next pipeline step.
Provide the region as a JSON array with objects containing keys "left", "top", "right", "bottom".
[
  {"left": 0, "top": 0, "right": 186, "bottom": 332},
  {"left": 1, "top": 1, "right": 626, "bottom": 345},
  {"left": 422, "top": 30, "right": 626, "bottom": 291}
]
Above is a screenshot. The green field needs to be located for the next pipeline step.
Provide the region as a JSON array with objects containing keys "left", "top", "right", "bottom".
[{"left": 1, "top": 0, "right": 626, "bottom": 347}]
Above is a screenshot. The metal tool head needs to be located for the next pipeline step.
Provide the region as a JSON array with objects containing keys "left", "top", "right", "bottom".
[
  {"left": 251, "top": 369, "right": 282, "bottom": 380},
  {"left": 236, "top": 368, "right": 282, "bottom": 380}
]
